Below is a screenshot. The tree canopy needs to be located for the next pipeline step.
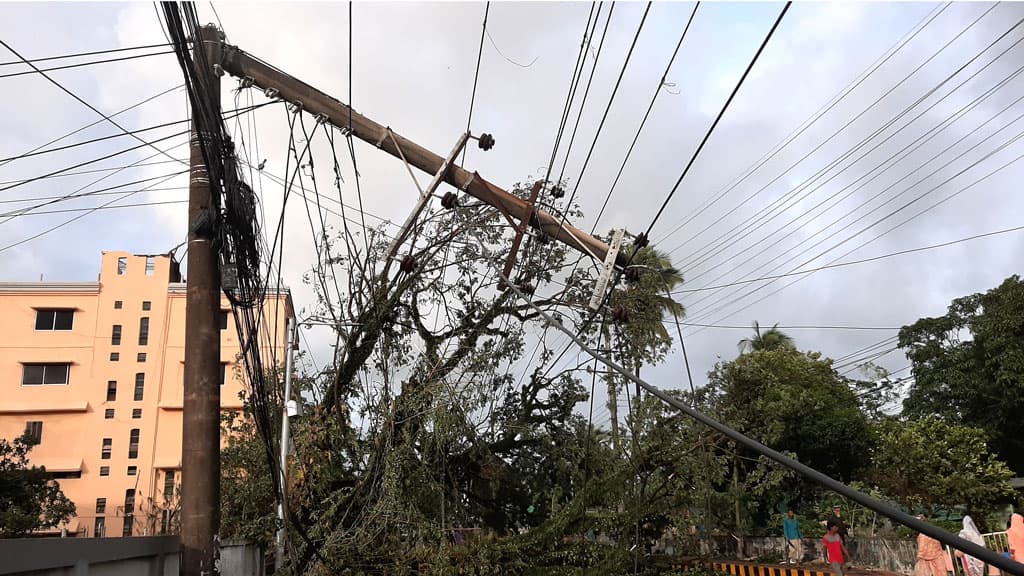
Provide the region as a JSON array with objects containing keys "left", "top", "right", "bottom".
[
  {"left": 0, "top": 434, "right": 76, "bottom": 538},
  {"left": 899, "top": 274, "right": 1024, "bottom": 474}
]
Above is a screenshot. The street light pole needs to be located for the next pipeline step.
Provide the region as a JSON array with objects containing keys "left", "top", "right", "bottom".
[{"left": 276, "top": 318, "right": 297, "bottom": 564}]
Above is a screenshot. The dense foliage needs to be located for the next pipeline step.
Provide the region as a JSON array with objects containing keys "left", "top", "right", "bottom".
[
  {"left": 213, "top": 177, "right": 1019, "bottom": 573},
  {"left": 0, "top": 434, "right": 76, "bottom": 538}
]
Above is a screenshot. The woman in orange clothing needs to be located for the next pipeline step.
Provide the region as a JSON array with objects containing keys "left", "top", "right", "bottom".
[
  {"left": 1008, "top": 513, "right": 1024, "bottom": 563},
  {"left": 915, "top": 516, "right": 949, "bottom": 576}
]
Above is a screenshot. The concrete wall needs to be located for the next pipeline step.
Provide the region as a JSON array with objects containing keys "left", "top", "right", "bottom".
[{"left": 0, "top": 537, "right": 264, "bottom": 576}]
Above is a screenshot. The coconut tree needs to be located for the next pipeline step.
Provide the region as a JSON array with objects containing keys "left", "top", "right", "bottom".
[
  {"left": 737, "top": 321, "right": 794, "bottom": 354},
  {"left": 604, "top": 246, "right": 685, "bottom": 455}
]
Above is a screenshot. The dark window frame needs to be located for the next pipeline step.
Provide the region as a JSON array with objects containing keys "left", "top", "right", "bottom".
[
  {"left": 110, "top": 352, "right": 119, "bottom": 362},
  {"left": 131, "top": 408, "right": 142, "bottom": 419},
  {"left": 99, "top": 466, "right": 110, "bottom": 477},
  {"left": 127, "top": 466, "right": 137, "bottom": 476},
  {"left": 34, "top": 309, "right": 75, "bottom": 331},
  {"left": 111, "top": 324, "right": 122, "bottom": 346},
  {"left": 101, "top": 438, "right": 112, "bottom": 460},
  {"left": 113, "top": 300, "right": 123, "bottom": 310},
  {"left": 133, "top": 373, "right": 145, "bottom": 401},
  {"left": 137, "top": 352, "right": 146, "bottom": 363},
  {"left": 145, "top": 257, "right": 155, "bottom": 276},
  {"left": 106, "top": 381, "right": 117, "bottom": 402},
  {"left": 24, "top": 421, "right": 42, "bottom": 444},
  {"left": 95, "top": 498, "right": 106, "bottom": 514},
  {"left": 117, "top": 257, "right": 127, "bottom": 275},
  {"left": 138, "top": 317, "right": 149, "bottom": 346},
  {"left": 104, "top": 409, "right": 115, "bottom": 419},
  {"left": 21, "top": 363, "right": 70, "bottom": 386},
  {"left": 128, "top": 429, "right": 140, "bottom": 459}
]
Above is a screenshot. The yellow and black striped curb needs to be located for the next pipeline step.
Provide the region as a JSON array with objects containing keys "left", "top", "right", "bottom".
[{"left": 713, "top": 561, "right": 832, "bottom": 576}]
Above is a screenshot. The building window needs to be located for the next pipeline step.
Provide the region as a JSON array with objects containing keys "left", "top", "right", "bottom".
[
  {"left": 137, "top": 353, "right": 147, "bottom": 363},
  {"left": 122, "top": 515, "right": 134, "bottom": 537},
  {"left": 145, "top": 257, "right": 155, "bottom": 276},
  {"left": 96, "top": 498, "right": 106, "bottom": 514},
  {"left": 101, "top": 438, "right": 112, "bottom": 460},
  {"left": 114, "top": 300, "right": 123, "bottom": 310},
  {"left": 138, "top": 317, "right": 149, "bottom": 346},
  {"left": 110, "top": 352, "right": 120, "bottom": 362},
  {"left": 49, "top": 470, "right": 82, "bottom": 479},
  {"left": 133, "top": 373, "right": 144, "bottom": 401},
  {"left": 127, "top": 466, "right": 137, "bottom": 476},
  {"left": 161, "top": 509, "right": 172, "bottom": 535},
  {"left": 99, "top": 466, "right": 110, "bottom": 476},
  {"left": 24, "top": 421, "right": 42, "bottom": 444},
  {"left": 124, "top": 489, "right": 135, "bottom": 514},
  {"left": 219, "top": 311, "right": 229, "bottom": 330},
  {"left": 164, "top": 470, "right": 176, "bottom": 501},
  {"left": 220, "top": 363, "right": 227, "bottom": 386},
  {"left": 111, "top": 325, "right": 122, "bottom": 346},
  {"left": 132, "top": 408, "right": 142, "bottom": 419},
  {"left": 104, "top": 409, "right": 115, "bottom": 419},
  {"left": 106, "top": 381, "right": 117, "bottom": 402},
  {"left": 35, "top": 309, "right": 74, "bottom": 331},
  {"left": 142, "top": 301, "right": 152, "bottom": 311},
  {"left": 128, "top": 429, "right": 139, "bottom": 459},
  {"left": 94, "top": 517, "right": 105, "bottom": 538},
  {"left": 22, "top": 363, "right": 70, "bottom": 386}
]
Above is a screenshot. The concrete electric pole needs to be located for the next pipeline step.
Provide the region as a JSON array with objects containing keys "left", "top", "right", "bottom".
[
  {"left": 217, "top": 42, "right": 623, "bottom": 268},
  {"left": 181, "top": 24, "right": 224, "bottom": 576}
]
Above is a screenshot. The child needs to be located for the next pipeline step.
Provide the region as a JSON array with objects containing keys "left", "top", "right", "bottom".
[{"left": 823, "top": 524, "right": 850, "bottom": 576}]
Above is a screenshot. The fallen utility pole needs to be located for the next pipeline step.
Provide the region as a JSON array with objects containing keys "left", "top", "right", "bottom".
[
  {"left": 218, "top": 43, "right": 623, "bottom": 268},
  {"left": 181, "top": 24, "right": 224, "bottom": 576}
]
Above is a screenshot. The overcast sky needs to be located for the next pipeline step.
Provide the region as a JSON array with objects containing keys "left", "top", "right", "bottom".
[{"left": 2, "top": 1, "right": 1023, "bottom": 425}]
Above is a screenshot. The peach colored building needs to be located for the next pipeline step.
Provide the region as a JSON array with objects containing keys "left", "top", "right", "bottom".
[{"left": 0, "top": 251, "right": 292, "bottom": 538}]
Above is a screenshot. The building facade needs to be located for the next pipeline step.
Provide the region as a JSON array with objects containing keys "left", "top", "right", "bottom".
[{"left": 0, "top": 251, "right": 292, "bottom": 537}]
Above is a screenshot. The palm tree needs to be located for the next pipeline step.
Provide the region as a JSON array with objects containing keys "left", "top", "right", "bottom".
[
  {"left": 737, "top": 321, "right": 794, "bottom": 354},
  {"left": 604, "top": 246, "right": 685, "bottom": 455}
]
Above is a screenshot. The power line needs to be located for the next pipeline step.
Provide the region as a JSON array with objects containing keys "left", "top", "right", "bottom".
[
  {"left": 0, "top": 83, "right": 184, "bottom": 169},
  {"left": 0, "top": 38, "right": 185, "bottom": 166},
  {"left": 680, "top": 28, "right": 1024, "bottom": 321},
  {"left": 0, "top": 171, "right": 182, "bottom": 254},
  {"left": 668, "top": 223, "right": 1024, "bottom": 295},
  {"left": 686, "top": 135, "right": 1024, "bottom": 330},
  {"left": 671, "top": 6, "right": 1020, "bottom": 277},
  {"left": 0, "top": 198, "right": 186, "bottom": 217},
  {"left": 590, "top": 2, "right": 700, "bottom": 231},
  {"left": 653, "top": 2, "right": 953, "bottom": 248},
  {"left": 462, "top": 1, "right": 490, "bottom": 168},
  {"left": 0, "top": 102, "right": 270, "bottom": 164},
  {"left": 642, "top": 1, "right": 792, "bottom": 236},
  {"left": 678, "top": 42, "right": 1024, "bottom": 301},
  {"left": 0, "top": 49, "right": 177, "bottom": 79},
  {"left": 539, "top": 3, "right": 792, "bottom": 381},
  {"left": 0, "top": 42, "right": 178, "bottom": 67},
  {"left": 560, "top": 1, "right": 652, "bottom": 219}
]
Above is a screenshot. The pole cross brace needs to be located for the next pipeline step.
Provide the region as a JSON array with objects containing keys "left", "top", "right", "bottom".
[
  {"left": 498, "top": 180, "right": 544, "bottom": 291},
  {"left": 382, "top": 132, "right": 470, "bottom": 276}
]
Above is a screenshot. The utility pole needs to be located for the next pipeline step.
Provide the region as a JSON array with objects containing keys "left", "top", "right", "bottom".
[
  {"left": 276, "top": 318, "right": 297, "bottom": 564},
  {"left": 181, "top": 24, "right": 223, "bottom": 576},
  {"left": 218, "top": 43, "right": 623, "bottom": 268}
]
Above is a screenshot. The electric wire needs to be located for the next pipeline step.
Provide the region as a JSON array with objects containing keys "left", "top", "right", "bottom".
[
  {"left": 0, "top": 38, "right": 186, "bottom": 166},
  {"left": 0, "top": 49, "right": 177, "bottom": 79}
]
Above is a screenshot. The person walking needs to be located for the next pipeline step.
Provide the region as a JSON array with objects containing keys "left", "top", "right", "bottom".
[
  {"left": 783, "top": 510, "right": 803, "bottom": 565},
  {"left": 1008, "top": 513, "right": 1024, "bottom": 563},
  {"left": 914, "top": 515, "right": 947, "bottom": 576},
  {"left": 827, "top": 504, "right": 853, "bottom": 564},
  {"left": 823, "top": 524, "right": 850, "bottom": 576}
]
